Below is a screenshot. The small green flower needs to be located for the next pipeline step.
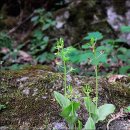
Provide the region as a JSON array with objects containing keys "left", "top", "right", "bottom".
[{"left": 83, "top": 84, "right": 92, "bottom": 96}]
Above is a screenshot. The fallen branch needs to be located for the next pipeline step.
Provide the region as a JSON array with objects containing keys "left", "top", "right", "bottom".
[{"left": 8, "top": 13, "right": 34, "bottom": 35}]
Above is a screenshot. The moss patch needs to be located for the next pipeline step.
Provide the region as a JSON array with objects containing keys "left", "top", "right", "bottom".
[{"left": 0, "top": 65, "right": 130, "bottom": 129}]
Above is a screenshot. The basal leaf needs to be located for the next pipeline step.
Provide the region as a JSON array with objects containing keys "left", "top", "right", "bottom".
[
  {"left": 84, "top": 117, "right": 96, "bottom": 130},
  {"left": 54, "top": 91, "right": 70, "bottom": 109},
  {"left": 61, "top": 102, "right": 80, "bottom": 118},
  {"left": 98, "top": 104, "right": 115, "bottom": 121},
  {"left": 84, "top": 97, "right": 97, "bottom": 115},
  {"left": 61, "top": 102, "right": 80, "bottom": 126}
]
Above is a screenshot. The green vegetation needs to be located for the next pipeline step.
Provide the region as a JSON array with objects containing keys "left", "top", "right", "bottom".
[
  {"left": 0, "top": 104, "right": 6, "bottom": 111},
  {"left": 124, "top": 106, "right": 130, "bottom": 113},
  {"left": 0, "top": 3, "right": 130, "bottom": 129},
  {"left": 54, "top": 38, "right": 80, "bottom": 129},
  {"left": 0, "top": 12, "right": 129, "bottom": 73},
  {"left": 54, "top": 37, "right": 115, "bottom": 129},
  {"left": 54, "top": 91, "right": 80, "bottom": 129},
  {"left": 82, "top": 35, "right": 115, "bottom": 129},
  {"left": 0, "top": 32, "right": 13, "bottom": 49},
  {"left": 30, "top": 8, "right": 56, "bottom": 63},
  {"left": 66, "top": 31, "right": 130, "bottom": 75},
  {"left": 0, "top": 8, "right": 56, "bottom": 70}
]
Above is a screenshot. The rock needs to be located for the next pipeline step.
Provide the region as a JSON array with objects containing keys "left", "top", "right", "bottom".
[
  {"left": 0, "top": 126, "right": 9, "bottom": 130},
  {"left": 0, "top": 65, "right": 130, "bottom": 129}
]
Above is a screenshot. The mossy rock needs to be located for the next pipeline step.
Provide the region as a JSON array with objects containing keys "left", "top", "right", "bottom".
[{"left": 0, "top": 65, "right": 130, "bottom": 129}]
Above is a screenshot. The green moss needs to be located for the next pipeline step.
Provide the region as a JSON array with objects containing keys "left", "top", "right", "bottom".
[
  {"left": 105, "top": 81, "right": 130, "bottom": 108},
  {"left": 0, "top": 65, "right": 62, "bottom": 129},
  {"left": 0, "top": 66, "right": 130, "bottom": 129}
]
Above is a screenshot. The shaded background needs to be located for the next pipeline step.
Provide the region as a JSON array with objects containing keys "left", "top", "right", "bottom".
[{"left": 0, "top": 0, "right": 130, "bottom": 75}]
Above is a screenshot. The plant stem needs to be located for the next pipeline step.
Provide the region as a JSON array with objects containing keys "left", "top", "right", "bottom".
[
  {"left": 95, "top": 64, "right": 98, "bottom": 108},
  {"left": 94, "top": 47, "right": 98, "bottom": 108},
  {"left": 63, "top": 60, "right": 67, "bottom": 96},
  {"left": 69, "top": 124, "right": 74, "bottom": 130}
]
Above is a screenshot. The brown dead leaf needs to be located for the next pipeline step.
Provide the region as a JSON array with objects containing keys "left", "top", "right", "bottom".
[
  {"left": 1, "top": 47, "right": 10, "bottom": 54},
  {"left": 108, "top": 75, "right": 128, "bottom": 83},
  {"left": 18, "top": 50, "right": 32, "bottom": 62}
]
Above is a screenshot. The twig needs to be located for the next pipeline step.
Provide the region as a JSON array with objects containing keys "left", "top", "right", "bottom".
[
  {"left": 107, "top": 108, "right": 124, "bottom": 130},
  {"left": 8, "top": 13, "right": 34, "bottom": 35},
  {"left": 91, "top": 18, "right": 118, "bottom": 38}
]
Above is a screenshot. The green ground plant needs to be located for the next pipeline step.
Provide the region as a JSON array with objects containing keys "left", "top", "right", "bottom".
[
  {"left": 30, "top": 8, "right": 56, "bottom": 63},
  {"left": 65, "top": 31, "right": 130, "bottom": 75},
  {"left": 0, "top": 8, "right": 56, "bottom": 70},
  {"left": 0, "top": 11, "right": 129, "bottom": 74},
  {"left": 124, "top": 106, "right": 130, "bottom": 113},
  {"left": 0, "top": 32, "right": 13, "bottom": 49},
  {"left": 0, "top": 104, "right": 6, "bottom": 111},
  {"left": 82, "top": 34, "right": 115, "bottom": 129},
  {"left": 54, "top": 37, "right": 115, "bottom": 130},
  {"left": 54, "top": 38, "right": 80, "bottom": 129}
]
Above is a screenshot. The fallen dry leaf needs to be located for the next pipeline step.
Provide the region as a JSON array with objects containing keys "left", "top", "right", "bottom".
[
  {"left": 18, "top": 50, "right": 32, "bottom": 62},
  {"left": 1, "top": 47, "right": 10, "bottom": 54},
  {"left": 108, "top": 75, "right": 128, "bottom": 83}
]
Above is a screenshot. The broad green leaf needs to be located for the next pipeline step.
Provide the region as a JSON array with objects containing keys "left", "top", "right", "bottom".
[
  {"left": 124, "top": 106, "right": 130, "bottom": 113},
  {"left": 43, "top": 36, "right": 49, "bottom": 43},
  {"left": 84, "top": 97, "right": 96, "bottom": 114},
  {"left": 67, "top": 116, "right": 77, "bottom": 126},
  {"left": 65, "top": 47, "right": 80, "bottom": 63},
  {"left": 100, "top": 43, "right": 114, "bottom": 54},
  {"left": 34, "top": 8, "right": 45, "bottom": 14},
  {"left": 98, "top": 104, "right": 115, "bottom": 121},
  {"left": 96, "top": 46, "right": 107, "bottom": 52},
  {"left": 91, "top": 112, "right": 99, "bottom": 123},
  {"left": 117, "top": 54, "right": 127, "bottom": 62},
  {"left": 31, "top": 16, "right": 39, "bottom": 23},
  {"left": 61, "top": 102, "right": 80, "bottom": 118},
  {"left": 77, "top": 120, "right": 82, "bottom": 130},
  {"left": 84, "top": 117, "right": 96, "bottom": 130},
  {"left": 36, "top": 52, "right": 55, "bottom": 63},
  {"left": 9, "top": 64, "right": 23, "bottom": 70},
  {"left": 101, "top": 39, "right": 115, "bottom": 45},
  {"left": 82, "top": 44, "right": 91, "bottom": 49},
  {"left": 115, "top": 38, "right": 127, "bottom": 43},
  {"left": 98, "top": 54, "right": 107, "bottom": 63},
  {"left": 61, "top": 102, "right": 80, "bottom": 126},
  {"left": 117, "top": 47, "right": 127, "bottom": 54},
  {"left": 33, "top": 30, "right": 43, "bottom": 39},
  {"left": 90, "top": 53, "right": 107, "bottom": 65},
  {"left": 111, "top": 57, "right": 118, "bottom": 63},
  {"left": 0, "top": 104, "right": 6, "bottom": 110},
  {"left": 0, "top": 32, "right": 13, "bottom": 49},
  {"left": 79, "top": 52, "right": 93, "bottom": 63},
  {"left": 54, "top": 91, "right": 70, "bottom": 109},
  {"left": 119, "top": 66, "right": 130, "bottom": 74},
  {"left": 61, "top": 104, "right": 72, "bottom": 118},
  {"left": 120, "top": 26, "right": 130, "bottom": 33},
  {"left": 36, "top": 52, "right": 48, "bottom": 63},
  {"left": 125, "top": 49, "right": 130, "bottom": 58},
  {"left": 84, "top": 32, "right": 103, "bottom": 41},
  {"left": 42, "top": 23, "right": 51, "bottom": 31},
  {"left": 46, "top": 53, "right": 55, "bottom": 61},
  {"left": 84, "top": 97, "right": 99, "bottom": 123}
]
